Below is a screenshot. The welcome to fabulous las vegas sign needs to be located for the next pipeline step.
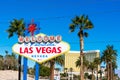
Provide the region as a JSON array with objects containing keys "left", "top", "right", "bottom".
[{"left": 12, "top": 20, "right": 70, "bottom": 64}]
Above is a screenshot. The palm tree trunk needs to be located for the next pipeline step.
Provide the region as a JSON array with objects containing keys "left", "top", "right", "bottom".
[
  {"left": 18, "top": 35, "right": 22, "bottom": 80},
  {"left": 80, "top": 34, "right": 84, "bottom": 80},
  {"left": 107, "top": 63, "right": 109, "bottom": 80},
  {"left": 18, "top": 55, "right": 21, "bottom": 80},
  {"left": 80, "top": 55, "right": 84, "bottom": 80},
  {"left": 110, "top": 62, "right": 113, "bottom": 80},
  {"left": 112, "top": 66, "right": 114, "bottom": 80},
  {"left": 92, "top": 70, "right": 94, "bottom": 80},
  {"left": 96, "top": 68, "right": 98, "bottom": 80},
  {"left": 100, "top": 73, "right": 102, "bottom": 80},
  {"left": 50, "top": 60, "right": 55, "bottom": 80}
]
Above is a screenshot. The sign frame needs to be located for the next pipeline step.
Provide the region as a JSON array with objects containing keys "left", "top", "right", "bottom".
[{"left": 12, "top": 33, "right": 70, "bottom": 64}]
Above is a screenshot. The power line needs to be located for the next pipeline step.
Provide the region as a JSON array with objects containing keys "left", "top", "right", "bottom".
[
  {"left": 0, "top": 10, "right": 120, "bottom": 23},
  {"left": 68, "top": 40, "right": 120, "bottom": 44}
]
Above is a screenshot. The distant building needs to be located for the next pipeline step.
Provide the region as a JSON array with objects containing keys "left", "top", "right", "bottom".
[{"left": 64, "top": 50, "right": 100, "bottom": 75}]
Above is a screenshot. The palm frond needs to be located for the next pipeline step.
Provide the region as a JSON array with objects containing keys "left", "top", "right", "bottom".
[
  {"left": 84, "top": 18, "right": 93, "bottom": 29},
  {"left": 55, "top": 55, "right": 64, "bottom": 66},
  {"left": 84, "top": 32, "right": 88, "bottom": 37},
  {"left": 6, "top": 19, "right": 25, "bottom": 38},
  {"left": 69, "top": 15, "right": 93, "bottom": 38},
  {"left": 101, "top": 45, "right": 117, "bottom": 64},
  {"left": 8, "top": 33, "right": 13, "bottom": 38},
  {"left": 75, "top": 58, "right": 80, "bottom": 67},
  {"left": 69, "top": 24, "right": 75, "bottom": 32},
  {"left": 44, "top": 55, "right": 64, "bottom": 66},
  {"left": 75, "top": 56, "right": 89, "bottom": 68}
]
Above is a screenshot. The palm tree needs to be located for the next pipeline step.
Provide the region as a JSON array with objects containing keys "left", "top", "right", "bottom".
[
  {"left": 84, "top": 72, "right": 89, "bottom": 80},
  {"left": 0, "top": 55, "right": 4, "bottom": 70},
  {"left": 88, "top": 62, "right": 97, "bottom": 80},
  {"left": 69, "top": 67, "right": 73, "bottom": 80},
  {"left": 46, "top": 55, "right": 64, "bottom": 80},
  {"left": 111, "top": 59, "right": 117, "bottom": 80},
  {"left": 64, "top": 68, "right": 68, "bottom": 73},
  {"left": 101, "top": 45, "right": 117, "bottom": 80},
  {"left": 98, "top": 70, "right": 103, "bottom": 80},
  {"left": 64, "top": 68, "right": 68, "bottom": 77},
  {"left": 4, "top": 51, "right": 18, "bottom": 70},
  {"left": 76, "top": 56, "right": 89, "bottom": 72},
  {"left": 6, "top": 18, "right": 25, "bottom": 80},
  {"left": 4, "top": 50, "right": 10, "bottom": 69},
  {"left": 94, "top": 57, "right": 101, "bottom": 80},
  {"left": 69, "top": 15, "right": 93, "bottom": 80}
]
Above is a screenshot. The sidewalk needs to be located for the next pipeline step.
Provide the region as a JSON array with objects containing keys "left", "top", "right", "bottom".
[{"left": 0, "top": 70, "right": 49, "bottom": 80}]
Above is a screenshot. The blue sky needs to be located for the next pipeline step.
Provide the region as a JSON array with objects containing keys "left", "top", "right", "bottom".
[{"left": 0, "top": 0, "right": 120, "bottom": 71}]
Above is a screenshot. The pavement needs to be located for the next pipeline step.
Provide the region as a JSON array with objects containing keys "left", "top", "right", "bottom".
[{"left": 0, "top": 70, "right": 49, "bottom": 80}]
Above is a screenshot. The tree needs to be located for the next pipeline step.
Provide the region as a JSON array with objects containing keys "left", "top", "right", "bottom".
[
  {"left": 69, "top": 15, "right": 93, "bottom": 80},
  {"left": 64, "top": 68, "right": 68, "bottom": 77},
  {"left": 64, "top": 68, "right": 68, "bottom": 73},
  {"left": 76, "top": 56, "right": 89, "bottom": 72},
  {"left": 101, "top": 45, "right": 117, "bottom": 80},
  {"left": 88, "top": 62, "right": 97, "bottom": 80},
  {"left": 112, "top": 60, "right": 117, "bottom": 80},
  {"left": 88, "top": 74, "right": 93, "bottom": 80},
  {"left": 0, "top": 55, "right": 4, "bottom": 70},
  {"left": 28, "top": 67, "right": 35, "bottom": 75},
  {"left": 69, "top": 67, "right": 73, "bottom": 80},
  {"left": 39, "top": 65, "right": 50, "bottom": 77},
  {"left": 98, "top": 70, "right": 103, "bottom": 80},
  {"left": 4, "top": 51, "right": 18, "bottom": 70},
  {"left": 6, "top": 19, "right": 25, "bottom": 80},
  {"left": 94, "top": 57, "right": 101, "bottom": 80},
  {"left": 45, "top": 55, "right": 64, "bottom": 80},
  {"left": 84, "top": 72, "right": 89, "bottom": 80}
]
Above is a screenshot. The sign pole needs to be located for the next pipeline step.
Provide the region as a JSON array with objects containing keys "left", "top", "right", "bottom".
[
  {"left": 23, "top": 57, "right": 28, "bottom": 80},
  {"left": 35, "top": 62, "right": 40, "bottom": 80}
]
